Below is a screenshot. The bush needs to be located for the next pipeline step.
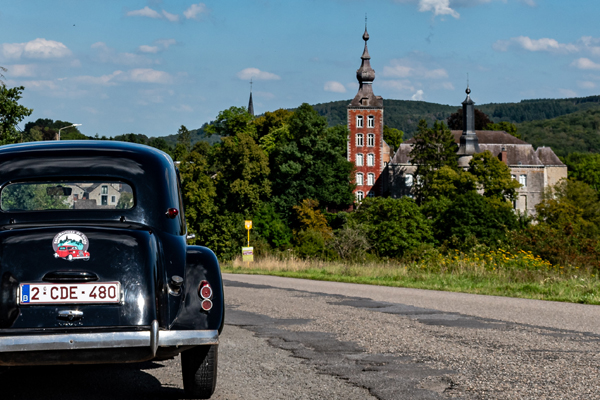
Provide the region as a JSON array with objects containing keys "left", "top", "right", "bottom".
[{"left": 350, "top": 197, "right": 433, "bottom": 259}]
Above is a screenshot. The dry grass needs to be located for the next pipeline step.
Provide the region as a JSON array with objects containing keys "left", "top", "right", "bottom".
[{"left": 223, "top": 253, "right": 600, "bottom": 305}]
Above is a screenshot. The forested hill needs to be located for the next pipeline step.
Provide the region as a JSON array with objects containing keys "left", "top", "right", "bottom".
[
  {"left": 312, "top": 95, "right": 600, "bottom": 138},
  {"left": 160, "top": 125, "right": 221, "bottom": 147},
  {"left": 517, "top": 108, "right": 600, "bottom": 157}
]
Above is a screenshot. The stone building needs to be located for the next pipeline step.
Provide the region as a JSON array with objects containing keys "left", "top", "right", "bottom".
[{"left": 346, "top": 28, "right": 567, "bottom": 214}]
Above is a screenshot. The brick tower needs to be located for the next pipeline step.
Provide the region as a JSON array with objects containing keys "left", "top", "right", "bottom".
[{"left": 347, "top": 25, "right": 384, "bottom": 201}]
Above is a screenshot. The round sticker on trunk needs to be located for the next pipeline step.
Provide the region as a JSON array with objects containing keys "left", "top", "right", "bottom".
[{"left": 52, "top": 230, "right": 90, "bottom": 261}]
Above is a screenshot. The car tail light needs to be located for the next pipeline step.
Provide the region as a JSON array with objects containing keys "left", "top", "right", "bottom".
[
  {"left": 201, "top": 299, "right": 213, "bottom": 311},
  {"left": 165, "top": 208, "right": 179, "bottom": 219},
  {"left": 198, "top": 281, "right": 212, "bottom": 299}
]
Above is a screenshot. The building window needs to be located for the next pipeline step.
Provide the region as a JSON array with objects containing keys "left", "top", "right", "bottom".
[
  {"left": 367, "top": 173, "right": 375, "bottom": 186},
  {"left": 511, "top": 174, "right": 516, "bottom": 180},
  {"left": 367, "top": 191, "right": 375, "bottom": 198},
  {"left": 367, "top": 153, "right": 375, "bottom": 166},
  {"left": 519, "top": 174, "right": 527, "bottom": 187},
  {"left": 356, "top": 173, "right": 364, "bottom": 186},
  {"left": 73, "top": 194, "right": 78, "bottom": 200},
  {"left": 356, "top": 133, "right": 364, "bottom": 147},
  {"left": 356, "top": 191, "right": 364, "bottom": 201},
  {"left": 111, "top": 195, "right": 116, "bottom": 203},
  {"left": 367, "top": 133, "right": 375, "bottom": 146},
  {"left": 405, "top": 174, "right": 414, "bottom": 187},
  {"left": 101, "top": 195, "right": 108, "bottom": 206},
  {"left": 356, "top": 153, "right": 363, "bottom": 166},
  {"left": 356, "top": 115, "right": 364, "bottom": 128},
  {"left": 367, "top": 115, "right": 375, "bottom": 128},
  {"left": 101, "top": 185, "right": 108, "bottom": 195}
]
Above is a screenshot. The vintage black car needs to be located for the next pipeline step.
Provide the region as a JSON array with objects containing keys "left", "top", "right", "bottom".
[{"left": 0, "top": 141, "right": 224, "bottom": 398}]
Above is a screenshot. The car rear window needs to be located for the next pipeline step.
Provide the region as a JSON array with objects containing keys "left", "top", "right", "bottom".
[{"left": 1, "top": 181, "right": 134, "bottom": 211}]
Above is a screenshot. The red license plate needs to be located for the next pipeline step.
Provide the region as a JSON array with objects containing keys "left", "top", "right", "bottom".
[{"left": 19, "top": 282, "right": 121, "bottom": 305}]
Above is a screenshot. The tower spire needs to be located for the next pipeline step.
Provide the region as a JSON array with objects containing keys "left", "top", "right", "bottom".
[
  {"left": 248, "top": 78, "right": 254, "bottom": 116},
  {"left": 457, "top": 83, "right": 480, "bottom": 167},
  {"left": 350, "top": 20, "right": 380, "bottom": 108}
]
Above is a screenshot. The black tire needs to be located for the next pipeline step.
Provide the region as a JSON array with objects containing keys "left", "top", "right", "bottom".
[{"left": 181, "top": 344, "right": 218, "bottom": 399}]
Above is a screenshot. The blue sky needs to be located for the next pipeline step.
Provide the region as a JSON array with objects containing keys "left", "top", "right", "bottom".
[{"left": 1, "top": 0, "right": 599, "bottom": 137}]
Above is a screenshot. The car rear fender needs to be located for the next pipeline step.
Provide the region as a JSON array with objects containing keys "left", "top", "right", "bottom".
[{"left": 169, "top": 246, "right": 223, "bottom": 333}]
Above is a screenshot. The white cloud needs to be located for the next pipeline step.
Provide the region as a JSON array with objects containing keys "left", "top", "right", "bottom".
[
  {"left": 138, "top": 39, "right": 177, "bottom": 54},
  {"left": 91, "top": 42, "right": 157, "bottom": 66},
  {"left": 184, "top": 3, "right": 208, "bottom": 20},
  {"left": 518, "top": 0, "right": 536, "bottom": 6},
  {"left": 74, "top": 71, "right": 123, "bottom": 86},
  {"left": 571, "top": 58, "right": 600, "bottom": 70},
  {"left": 383, "top": 59, "right": 448, "bottom": 79},
  {"left": 20, "top": 80, "right": 59, "bottom": 90},
  {"left": 493, "top": 36, "right": 579, "bottom": 53},
  {"left": 6, "top": 64, "right": 36, "bottom": 77},
  {"left": 162, "top": 10, "right": 180, "bottom": 22},
  {"left": 73, "top": 69, "right": 172, "bottom": 85},
  {"left": 558, "top": 89, "right": 577, "bottom": 98},
  {"left": 236, "top": 68, "right": 281, "bottom": 81},
  {"left": 2, "top": 38, "right": 71, "bottom": 60},
  {"left": 411, "top": 90, "right": 425, "bottom": 100},
  {"left": 578, "top": 81, "right": 596, "bottom": 89},
  {"left": 324, "top": 81, "right": 346, "bottom": 93},
  {"left": 123, "top": 68, "right": 172, "bottom": 84},
  {"left": 383, "top": 80, "right": 416, "bottom": 92},
  {"left": 139, "top": 45, "right": 159, "bottom": 54},
  {"left": 418, "top": 0, "right": 459, "bottom": 18},
  {"left": 126, "top": 6, "right": 162, "bottom": 19}
]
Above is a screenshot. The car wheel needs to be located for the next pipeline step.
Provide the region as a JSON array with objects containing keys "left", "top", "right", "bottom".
[
  {"left": 181, "top": 344, "right": 218, "bottom": 399},
  {"left": 67, "top": 254, "right": 73, "bottom": 261}
]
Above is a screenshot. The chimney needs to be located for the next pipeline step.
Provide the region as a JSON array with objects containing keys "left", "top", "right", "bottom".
[{"left": 500, "top": 146, "right": 508, "bottom": 164}]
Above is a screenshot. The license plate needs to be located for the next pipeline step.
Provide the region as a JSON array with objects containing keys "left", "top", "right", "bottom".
[{"left": 19, "top": 282, "right": 121, "bottom": 305}]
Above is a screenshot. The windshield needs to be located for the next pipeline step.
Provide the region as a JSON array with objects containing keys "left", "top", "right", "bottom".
[{"left": 1, "top": 181, "right": 134, "bottom": 211}]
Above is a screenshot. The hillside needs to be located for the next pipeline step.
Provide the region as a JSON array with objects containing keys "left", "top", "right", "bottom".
[
  {"left": 517, "top": 108, "right": 600, "bottom": 157},
  {"left": 160, "top": 125, "right": 221, "bottom": 147},
  {"left": 312, "top": 95, "right": 600, "bottom": 138}
]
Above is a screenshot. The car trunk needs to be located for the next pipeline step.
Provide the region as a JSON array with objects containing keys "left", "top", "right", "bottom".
[{"left": 0, "top": 226, "right": 159, "bottom": 331}]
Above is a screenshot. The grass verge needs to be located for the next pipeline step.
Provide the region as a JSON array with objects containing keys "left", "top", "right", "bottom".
[{"left": 222, "top": 250, "right": 600, "bottom": 305}]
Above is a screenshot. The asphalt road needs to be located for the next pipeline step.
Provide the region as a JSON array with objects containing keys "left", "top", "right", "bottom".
[{"left": 1, "top": 273, "right": 599, "bottom": 399}]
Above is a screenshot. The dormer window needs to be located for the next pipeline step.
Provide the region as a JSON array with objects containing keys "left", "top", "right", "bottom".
[
  {"left": 367, "top": 115, "right": 375, "bottom": 128},
  {"left": 356, "top": 115, "right": 364, "bottom": 128}
]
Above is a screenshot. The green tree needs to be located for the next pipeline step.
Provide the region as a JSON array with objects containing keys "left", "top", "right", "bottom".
[
  {"left": 486, "top": 121, "right": 521, "bottom": 139},
  {"left": 536, "top": 179, "right": 600, "bottom": 234},
  {"left": 383, "top": 125, "right": 403, "bottom": 151},
  {"left": 177, "top": 125, "right": 192, "bottom": 154},
  {"left": 205, "top": 106, "right": 256, "bottom": 138},
  {"left": 408, "top": 120, "right": 458, "bottom": 204},
  {"left": 563, "top": 152, "right": 600, "bottom": 190},
  {"left": 425, "top": 166, "right": 477, "bottom": 201},
  {"left": 0, "top": 85, "right": 33, "bottom": 144},
  {"left": 350, "top": 197, "right": 433, "bottom": 258},
  {"left": 446, "top": 108, "right": 493, "bottom": 130},
  {"left": 253, "top": 203, "right": 292, "bottom": 249},
  {"left": 270, "top": 104, "right": 355, "bottom": 218},
  {"left": 211, "top": 132, "right": 271, "bottom": 217},
  {"left": 468, "top": 150, "right": 520, "bottom": 202},
  {"left": 437, "top": 190, "right": 518, "bottom": 249}
]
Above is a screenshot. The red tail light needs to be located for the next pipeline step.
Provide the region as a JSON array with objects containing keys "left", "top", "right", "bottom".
[
  {"left": 198, "top": 281, "right": 213, "bottom": 299},
  {"left": 166, "top": 208, "right": 179, "bottom": 219},
  {"left": 201, "top": 299, "right": 213, "bottom": 311}
]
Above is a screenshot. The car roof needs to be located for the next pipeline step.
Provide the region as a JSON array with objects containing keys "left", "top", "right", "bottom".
[{"left": 0, "top": 141, "right": 184, "bottom": 235}]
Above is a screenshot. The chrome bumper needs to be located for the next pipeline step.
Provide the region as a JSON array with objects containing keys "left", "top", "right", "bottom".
[{"left": 0, "top": 320, "right": 218, "bottom": 357}]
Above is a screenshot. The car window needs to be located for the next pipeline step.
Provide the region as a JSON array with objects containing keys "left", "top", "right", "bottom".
[{"left": 1, "top": 181, "right": 134, "bottom": 211}]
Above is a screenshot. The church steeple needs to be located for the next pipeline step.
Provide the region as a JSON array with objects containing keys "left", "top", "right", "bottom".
[
  {"left": 349, "top": 20, "right": 382, "bottom": 108},
  {"left": 457, "top": 84, "right": 481, "bottom": 167},
  {"left": 248, "top": 79, "right": 254, "bottom": 116}
]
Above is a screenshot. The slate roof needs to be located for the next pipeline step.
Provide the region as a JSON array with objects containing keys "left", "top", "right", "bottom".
[{"left": 392, "top": 130, "right": 565, "bottom": 167}]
